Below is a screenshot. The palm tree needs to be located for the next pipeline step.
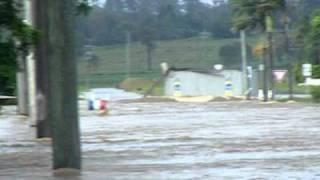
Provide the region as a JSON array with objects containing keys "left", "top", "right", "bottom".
[
  {"left": 231, "top": 0, "right": 285, "bottom": 31},
  {"left": 230, "top": 0, "right": 285, "bottom": 101}
]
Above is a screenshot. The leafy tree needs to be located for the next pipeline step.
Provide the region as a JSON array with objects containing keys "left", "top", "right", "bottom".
[
  {"left": 136, "top": 0, "right": 158, "bottom": 71},
  {"left": 230, "top": 0, "right": 285, "bottom": 32},
  {"left": 0, "top": 0, "right": 38, "bottom": 95},
  {"left": 0, "top": 41, "right": 16, "bottom": 94},
  {"left": 230, "top": 0, "right": 285, "bottom": 101},
  {"left": 306, "top": 10, "right": 320, "bottom": 64},
  {"left": 183, "top": 0, "right": 209, "bottom": 35},
  {"left": 219, "top": 42, "right": 252, "bottom": 69},
  {"left": 208, "top": 4, "right": 236, "bottom": 39},
  {"left": 156, "top": 0, "right": 184, "bottom": 39},
  {"left": 293, "top": 8, "right": 320, "bottom": 65}
]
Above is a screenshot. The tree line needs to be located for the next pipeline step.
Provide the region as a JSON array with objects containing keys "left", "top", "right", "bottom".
[
  {"left": 77, "top": 0, "right": 234, "bottom": 46},
  {"left": 2, "top": 0, "right": 320, "bottom": 95},
  {"left": 76, "top": 0, "right": 234, "bottom": 70}
]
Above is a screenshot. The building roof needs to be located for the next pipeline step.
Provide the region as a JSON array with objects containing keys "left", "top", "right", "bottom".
[{"left": 169, "top": 67, "right": 240, "bottom": 77}]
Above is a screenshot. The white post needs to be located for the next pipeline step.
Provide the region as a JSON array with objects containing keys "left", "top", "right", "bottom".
[
  {"left": 25, "top": 0, "right": 37, "bottom": 126},
  {"left": 16, "top": 0, "right": 31, "bottom": 115},
  {"left": 16, "top": 56, "right": 28, "bottom": 115}
]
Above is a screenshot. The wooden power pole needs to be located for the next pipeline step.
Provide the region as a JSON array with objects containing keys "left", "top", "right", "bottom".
[
  {"left": 266, "top": 16, "right": 275, "bottom": 101},
  {"left": 47, "top": 0, "right": 81, "bottom": 169},
  {"left": 34, "top": 0, "right": 51, "bottom": 138}
]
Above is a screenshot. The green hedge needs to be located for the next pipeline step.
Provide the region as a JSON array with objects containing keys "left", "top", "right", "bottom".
[
  {"left": 311, "top": 86, "right": 320, "bottom": 103},
  {"left": 312, "top": 65, "right": 320, "bottom": 78}
]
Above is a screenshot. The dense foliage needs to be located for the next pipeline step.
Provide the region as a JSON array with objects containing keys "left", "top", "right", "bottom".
[
  {"left": 0, "top": 0, "right": 38, "bottom": 95},
  {"left": 76, "top": 0, "right": 235, "bottom": 46},
  {"left": 218, "top": 42, "right": 252, "bottom": 69},
  {"left": 230, "top": 0, "right": 285, "bottom": 32},
  {"left": 76, "top": 0, "right": 236, "bottom": 70},
  {"left": 0, "top": 0, "right": 91, "bottom": 95}
]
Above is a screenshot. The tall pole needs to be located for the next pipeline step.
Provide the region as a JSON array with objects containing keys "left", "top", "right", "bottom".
[
  {"left": 266, "top": 16, "right": 275, "bottom": 100},
  {"left": 240, "top": 30, "right": 249, "bottom": 99},
  {"left": 17, "top": 0, "right": 33, "bottom": 116},
  {"left": 34, "top": 0, "right": 51, "bottom": 137},
  {"left": 263, "top": 48, "right": 269, "bottom": 102},
  {"left": 284, "top": 22, "right": 294, "bottom": 100},
  {"left": 126, "top": 31, "right": 131, "bottom": 78},
  {"left": 47, "top": 0, "right": 81, "bottom": 169},
  {"left": 25, "top": 0, "right": 37, "bottom": 125},
  {"left": 16, "top": 55, "right": 29, "bottom": 115},
  {"left": 268, "top": 32, "right": 275, "bottom": 100},
  {"left": 283, "top": 3, "right": 294, "bottom": 100}
]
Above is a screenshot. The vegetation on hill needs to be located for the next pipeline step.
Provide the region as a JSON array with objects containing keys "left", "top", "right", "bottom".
[{"left": 77, "top": 37, "right": 249, "bottom": 88}]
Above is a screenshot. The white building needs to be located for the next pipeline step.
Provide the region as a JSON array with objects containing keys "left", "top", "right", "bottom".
[{"left": 165, "top": 69, "right": 244, "bottom": 97}]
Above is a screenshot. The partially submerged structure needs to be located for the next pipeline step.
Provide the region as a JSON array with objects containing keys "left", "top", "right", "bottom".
[{"left": 164, "top": 69, "right": 246, "bottom": 97}]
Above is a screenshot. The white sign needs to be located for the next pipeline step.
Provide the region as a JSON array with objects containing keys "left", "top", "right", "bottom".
[
  {"left": 273, "top": 70, "right": 287, "bottom": 82},
  {"left": 302, "top": 64, "right": 312, "bottom": 77}
]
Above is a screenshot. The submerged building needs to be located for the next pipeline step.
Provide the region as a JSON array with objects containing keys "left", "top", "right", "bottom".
[{"left": 164, "top": 69, "right": 251, "bottom": 97}]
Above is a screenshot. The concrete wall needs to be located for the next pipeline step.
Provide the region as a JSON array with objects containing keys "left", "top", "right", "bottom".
[
  {"left": 221, "top": 70, "right": 243, "bottom": 96},
  {"left": 165, "top": 70, "right": 244, "bottom": 97}
]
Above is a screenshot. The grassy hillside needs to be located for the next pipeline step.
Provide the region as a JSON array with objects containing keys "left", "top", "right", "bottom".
[
  {"left": 77, "top": 37, "right": 243, "bottom": 88},
  {"left": 77, "top": 36, "right": 309, "bottom": 96}
]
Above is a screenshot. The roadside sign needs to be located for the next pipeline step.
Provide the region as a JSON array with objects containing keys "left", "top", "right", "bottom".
[
  {"left": 273, "top": 70, "right": 287, "bottom": 82},
  {"left": 302, "top": 64, "right": 312, "bottom": 77}
]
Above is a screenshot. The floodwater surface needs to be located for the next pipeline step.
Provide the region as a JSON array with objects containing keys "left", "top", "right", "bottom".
[{"left": 0, "top": 101, "right": 320, "bottom": 179}]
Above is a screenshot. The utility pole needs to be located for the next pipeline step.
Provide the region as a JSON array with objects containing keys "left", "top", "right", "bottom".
[
  {"left": 284, "top": 21, "right": 294, "bottom": 100},
  {"left": 283, "top": 2, "right": 294, "bottom": 100},
  {"left": 266, "top": 16, "right": 275, "bottom": 100},
  {"left": 240, "top": 30, "right": 249, "bottom": 99},
  {"left": 263, "top": 48, "right": 269, "bottom": 102},
  {"left": 126, "top": 31, "right": 131, "bottom": 78},
  {"left": 34, "top": 0, "right": 51, "bottom": 138},
  {"left": 47, "top": 0, "right": 81, "bottom": 169}
]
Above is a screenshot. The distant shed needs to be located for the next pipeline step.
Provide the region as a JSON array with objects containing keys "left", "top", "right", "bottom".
[{"left": 164, "top": 69, "right": 243, "bottom": 97}]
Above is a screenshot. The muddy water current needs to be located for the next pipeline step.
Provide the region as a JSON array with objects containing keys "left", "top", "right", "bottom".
[{"left": 0, "top": 101, "right": 320, "bottom": 179}]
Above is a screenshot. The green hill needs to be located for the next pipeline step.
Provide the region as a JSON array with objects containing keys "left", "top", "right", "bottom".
[{"left": 77, "top": 37, "right": 245, "bottom": 88}]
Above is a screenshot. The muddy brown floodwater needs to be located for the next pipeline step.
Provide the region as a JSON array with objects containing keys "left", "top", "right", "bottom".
[{"left": 0, "top": 101, "right": 320, "bottom": 179}]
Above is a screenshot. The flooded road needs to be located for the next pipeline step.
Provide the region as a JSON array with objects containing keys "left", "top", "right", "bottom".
[{"left": 1, "top": 101, "right": 320, "bottom": 179}]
